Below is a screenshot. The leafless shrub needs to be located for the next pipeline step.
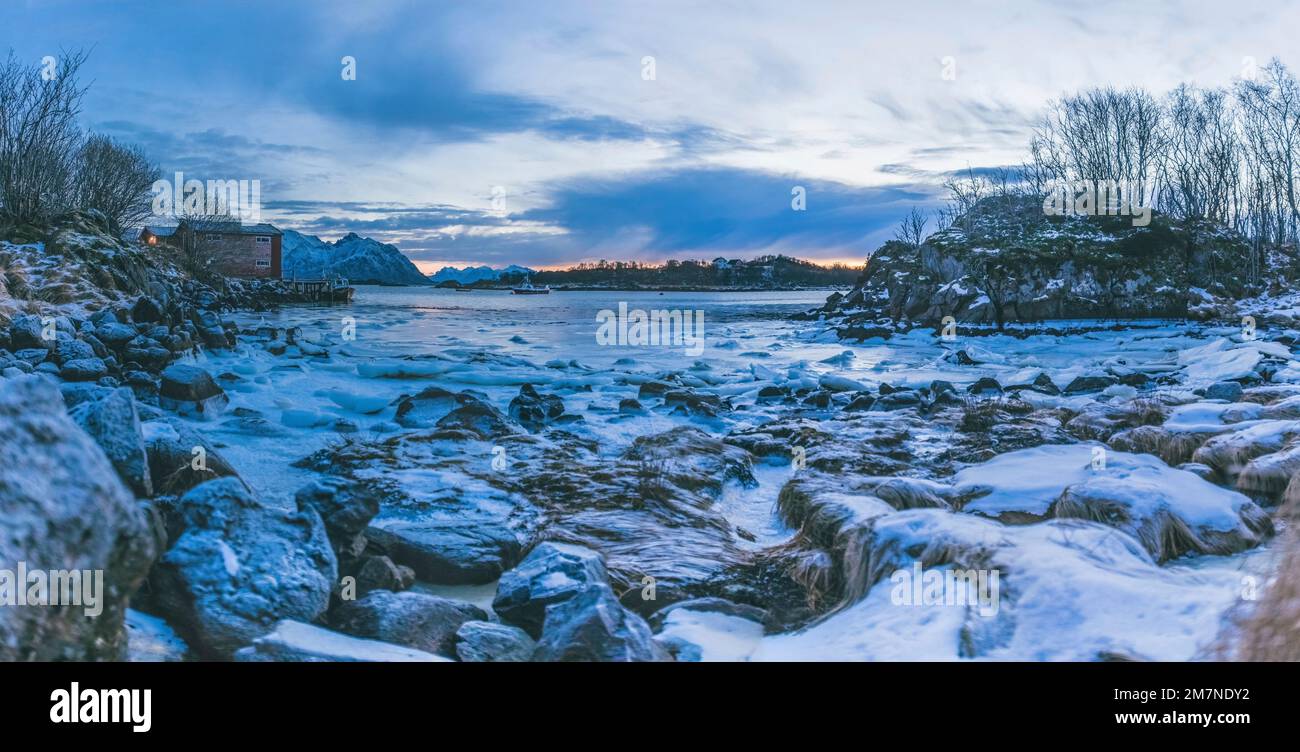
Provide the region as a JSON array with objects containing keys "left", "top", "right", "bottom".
[
  {"left": 0, "top": 50, "right": 87, "bottom": 226},
  {"left": 894, "top": 206, "right": 928, "bottom": 247},
  {"left": 73, "top": 134, "right": 159, "bottom": 234}
]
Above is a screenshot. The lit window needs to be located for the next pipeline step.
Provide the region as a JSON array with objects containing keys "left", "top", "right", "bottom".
[
  {"left": 255, "top": 259, "right": 271, "bottom": 268},
  {"left": 255, "top": 235, "right": 271, "bottom": 244}
]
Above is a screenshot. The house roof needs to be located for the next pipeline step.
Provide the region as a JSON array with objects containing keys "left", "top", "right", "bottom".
[
  {"left": 178, "top": 219, "right": 281, "bottom": 236},
  {"left": 142, "top": 226, "right": 177, "bottom": 237}
]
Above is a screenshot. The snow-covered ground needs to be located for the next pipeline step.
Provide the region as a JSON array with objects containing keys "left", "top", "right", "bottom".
[{"left": 168, "top": 286, "right": 1297, "bottom": 661}]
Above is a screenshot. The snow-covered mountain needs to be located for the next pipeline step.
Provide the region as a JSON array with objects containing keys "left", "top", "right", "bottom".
[
  {"left": 428, "top": 264, "right": 535, "bottom": 285},
  {"left": 281, "top": 230, "right": 431, "bottom": 286}
]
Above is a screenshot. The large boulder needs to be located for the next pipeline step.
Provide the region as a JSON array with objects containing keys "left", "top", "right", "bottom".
[
  {"left": 68, "top": 387, "right": 153, "bottom": 497},
  {"left": 492, "top": 542, "right": 611, "bottom": 639},
  {"left": 294, "top": 477, "right": 380, "bottom": 573},
  {"left": 149, "top": 477, "right": 337, "bottom": 659},
  {"left": 364, "top": 521, "right": 521, "bottom": 585},
  {"left": 532, "top": 586, "right": 671, "bottom": 662},
  {"left": 159, "top": 364, "right": 228, "bottom": 416},
  {"left": 8, "top": 314, "right": 49, "bottom": 350},
  {"left": 454, "top": 620, "right": 535, "bottom": 662},
  {"left": 131, "top": 296, "right": 165, "bottom": 324},
  {"left": 142, "top": 417, "right": 241, "bottom": 497},
  {"left": 0, "top": 375, "right": 156, "bottom": 660},
  {"left": 330, "top": 590, "right": 486, "bottom": 657}
]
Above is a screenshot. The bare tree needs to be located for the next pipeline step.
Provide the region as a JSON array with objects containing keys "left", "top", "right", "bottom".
[
  {"left": 894, "top": 206, "right": 928, "bottom": 246},
  {"left": 1030, "top": 86, "right": 1166, "bottom": 200},
  {"left": 0, "top": 50, "right": 88, "bottom": 226},
  {"left": 74, "top": 134, "right": 159, "bottom": 234},
  {"left": 1237, "top": 59, "right": 1300, "bottom": 247}
]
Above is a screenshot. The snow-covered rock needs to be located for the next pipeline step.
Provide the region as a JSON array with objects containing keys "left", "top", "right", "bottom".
[{"left": 0, "top": 375, "right": 156, "bottom": 660}]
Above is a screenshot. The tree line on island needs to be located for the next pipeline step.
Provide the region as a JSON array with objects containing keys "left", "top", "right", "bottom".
[{"left": 436, "top": 255, "right": 864, "bottom": 290}]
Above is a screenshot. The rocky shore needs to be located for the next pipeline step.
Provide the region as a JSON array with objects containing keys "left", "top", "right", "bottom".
[{"left": 3, "top": 210, "right": 1298, "bottom": 662}]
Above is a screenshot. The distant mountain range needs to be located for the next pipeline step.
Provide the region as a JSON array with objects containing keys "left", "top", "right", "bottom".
[
  {"left": 428, "top": 264, "right": 536, "bottom": 286},
  {"left": 280, "top": 228, "right": 859, "bottom": 289},
  {"left": 281, "top": 230, "right": 431, "bottom": 286}
]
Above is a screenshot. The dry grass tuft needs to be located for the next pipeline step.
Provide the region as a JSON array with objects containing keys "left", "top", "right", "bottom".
[{"left": 1220, "top": 495, "right": 1300, "bottom": 660}]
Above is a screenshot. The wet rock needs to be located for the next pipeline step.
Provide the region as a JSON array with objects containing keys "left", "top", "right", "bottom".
[
  {"left": 123, "top": 369, "right": 160, "bottom": 403},
  {"left": 331, "top": 590, "right": 487, "bottom": 657},
  {"left": 234, "top": 620, "right": 445, "bottom": 662},
  {"left": 124, "top": 341, "right": 172, "bottom": 371},
  {"left": 873, "top": 390, "right": 922, "bottom": 411},
  {"left": 393, "top": 386, "right": 458, "bottom": 428},
  {"left": 663, "top": 388, "right": 727, "bottom": 418},
  {"left": 436, "top": 396, "right": 516, "bottom": 439},
  {"left": 354, "top": 555, "right": 416, "bottom": 595},
  {"left": 365, "top": 520, "right": 522, "bottom": 586},
  {"left": 1205, "top": 381, "right": 1245, "bottom": 402},
  {"left": 8, "top": 314, "right": 48, "bottom": 349},
  {"left": 95, "top": 321, "right": 138, "bottom": 347},
  {"left": 637, "top": 380, "right": 676, "bottom": 399},
  {"left": 150, "top": 477, "right": 337, "bottom": 659},
  {"left": 1064, "top": 374, "right": 1118, "bottom": 394},
  {"left": 493, "top": 542, "right": 610, "bottom": 639},
  {"left": 295, "top": 477, "right": 380, "bottom": 571},
  {"left": 844, "top": 394, "right": 876, "bottom": 412},
  {"left": 68, "top": 387, "right": 152, "bottom": 497},
  {"left": 454, "top": 620, "right": 535, "bottom": 662},
  {"left": 756, "top": 385, "right": 788, "bottom": 403},
  {"left": 801, "top": 390, "right": 832, "bottom": 408},
  {"left": 967, "top": 377, "right": 1003, "bottom": 395},
  {"left": 13, "top": 347, "right": 48, "bottom": 365},
  {"left": 159, "top": 364, "right": 228, "bottom": 416},
  {"left": 508, "top": 383, "right": 565, "bottom": 432},
  {"left": 60, "top": 356, "right": 108, "bottom": 381},
  {"left": 131, "top": 296, "right": 165, "bottom": 324},
  {"left": 53, "top": 338, "right": 96, "bottom": 364},
  {"left": 0, "top": 375, "right": 156, "bottom": 660},
  {"left": 626, "top": 426, "right": 757, "bottom": 495},
  {"left": 533, "top": 586, "right": 670, "bottom": 662},
  {"left": 618, "top": 398, "right": 646, "bottom": 415},
  {"left": 143, "top": 418, "right": 242, "bottom": 497},
  {"left": 930, "top": 380, "right": 957, "bottom": 396}
]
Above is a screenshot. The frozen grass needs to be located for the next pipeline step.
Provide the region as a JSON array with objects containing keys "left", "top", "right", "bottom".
[{"left": 1224, "top": 498, "right": 1300, "bottom": 660}]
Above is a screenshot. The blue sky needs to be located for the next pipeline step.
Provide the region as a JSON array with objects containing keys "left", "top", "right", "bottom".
[{"left": 2, "top": 0, "right": 1294, "bottom": 271}]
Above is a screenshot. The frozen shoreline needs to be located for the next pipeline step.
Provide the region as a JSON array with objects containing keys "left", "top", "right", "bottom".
[{"left": 158, "top": 285, "right": 1296, "bottom": 660}]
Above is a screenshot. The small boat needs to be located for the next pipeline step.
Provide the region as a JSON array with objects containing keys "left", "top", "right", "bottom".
[
  {"left": 454, "top": 287, "right": 474, "bottom": 292},
  {"left": 331, "top": 276, "right": 355, "bottom": 303},
  {"left": 511, "top": 278, "right": 550, "bottom": 295}
]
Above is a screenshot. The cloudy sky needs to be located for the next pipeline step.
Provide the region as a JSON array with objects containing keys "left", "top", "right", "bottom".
[{"left": 2, "top": 0, "right": 1295, "bottom": 272}]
